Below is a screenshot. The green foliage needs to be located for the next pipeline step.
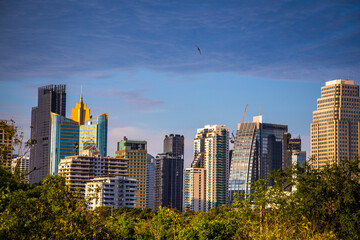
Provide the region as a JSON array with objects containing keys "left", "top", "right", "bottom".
[{"left": 293, "top": 158, "right": 360, "bottom": 239}]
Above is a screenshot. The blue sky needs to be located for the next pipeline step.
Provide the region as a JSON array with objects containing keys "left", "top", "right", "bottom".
[{"left": 0, "top": 0, "right": 359, "bottom": 166}]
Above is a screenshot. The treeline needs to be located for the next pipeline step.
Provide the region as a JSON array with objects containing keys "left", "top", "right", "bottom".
[{"left": 1, "top": 159, "right": 360, "bottom": 239}]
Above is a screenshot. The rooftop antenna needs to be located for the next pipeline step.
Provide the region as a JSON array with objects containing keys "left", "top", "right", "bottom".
[
  {"left": 259, "top": 105, "right": 261, "bottom": 115},
  {"left": 80, "top": 85, "right": 83, "bottom": 103}
]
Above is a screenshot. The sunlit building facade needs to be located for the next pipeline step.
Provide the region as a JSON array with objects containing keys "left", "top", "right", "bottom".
[
  {"left": 115, "top": 137, "right": 147, "bottom": 209},
  {"left": 85, "top": 176, "right": 137, "bottom": 210},
  {"left": 184, "top": 167, "right": 206, "bottom": 212},
  {"left": 311, "top": 79, "right": 360, "bottom": 169}
]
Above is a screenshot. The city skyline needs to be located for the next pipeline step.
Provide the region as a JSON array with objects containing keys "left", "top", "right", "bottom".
[{"left": 1, "top": 1, "right": 359, "bottom": 167}]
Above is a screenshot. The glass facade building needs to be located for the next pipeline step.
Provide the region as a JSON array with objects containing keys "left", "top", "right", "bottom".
[{"left": 229, "top": 116, "right": 288, "bottom": 203}]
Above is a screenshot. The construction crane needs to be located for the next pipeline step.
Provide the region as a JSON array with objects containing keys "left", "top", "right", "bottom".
[{"left": 230, "top": 104, "right": 248, "bottom": 144}]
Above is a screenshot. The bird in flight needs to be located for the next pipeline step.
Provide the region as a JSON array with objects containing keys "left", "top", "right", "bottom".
[{"left": 196, "top": 45, "right": 201, "bottom": 55}]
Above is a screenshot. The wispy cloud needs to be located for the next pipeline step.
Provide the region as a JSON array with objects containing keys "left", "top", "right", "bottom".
[{"left": 95, "top": 89, "right": 166, "bottom": 111}]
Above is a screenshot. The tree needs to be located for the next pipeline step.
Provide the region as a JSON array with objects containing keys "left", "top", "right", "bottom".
[{"left": 0, "top": 120, "right": 35, "bottom": 179}]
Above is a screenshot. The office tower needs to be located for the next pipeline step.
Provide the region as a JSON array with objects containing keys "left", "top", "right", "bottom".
[
  {"left": 115, "top": 137, "right": 147, "bottom": 209},
  {"left": 228, "top": 116, "right": 288, "bottom": 203},
  {"left": 30, "top": 85, "right": 66, "bottom": 183},
  {"left": 85, "top": 176, "right": 137, "bottom": 210},
  {"left": 49, "top": 91, "right": 108, "bottom": 175},
  {"left": 311, "top": 79, "right": 360, "bottom": 169},
  {"left": 0, "top": 120, "right": 13, "bottom": 169},
  {"left": 11, "top": 156, "right": 30, "bottom": 182},
  {"left": 58, "top": 146, "right": 127, "bottom": 193},
  {"left": 184, "top": 125, "right": 229, "bottom": 212},
  {"left": 146, "top": 154, "right": 155, "bottom": 210},
  {"left": 154, "top": 134, "right": 184, "bottom": 211}
]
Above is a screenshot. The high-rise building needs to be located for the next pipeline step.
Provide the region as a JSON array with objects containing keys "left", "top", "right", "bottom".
[
  {"left": 184, "top": 125, "right": 229, "bottom": 212},
  {"left": 311, "top": 79, "right": 360, "bottom": 169},
  {"left": 228, "top": 116, "right": 288, "bottom": 203},
  {"left": 85, "top": 176, "right": 137, "bottom": 210},
  {"left": 154, "top": 134, "right": 184, "bottom": 211},
  {"left": 49, "top": 91, "right": 107, "bottom": 175},
  {"left": 58, "top": 146, "right": 127, "bottom": 193},
  {"left": 30, "top": 85, "right": 66, "bottom": 183},
  {"left": 115, "top": 137, "right": 147, "bottom": 209},
  {"left": 146, "top": 154, "right": 155, "bottom": 210},
  {"left": 0, "top": 120, "right": 13, "bottom": 169}
]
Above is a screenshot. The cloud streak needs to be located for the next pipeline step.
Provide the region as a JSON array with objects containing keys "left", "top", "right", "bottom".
[{"left": 95, "top": 89, "right": 166, "bottom": 111}]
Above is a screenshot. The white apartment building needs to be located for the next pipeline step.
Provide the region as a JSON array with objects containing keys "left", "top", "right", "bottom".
[{"left": 85, "top": 176, "right": 137, "bottom": 210}]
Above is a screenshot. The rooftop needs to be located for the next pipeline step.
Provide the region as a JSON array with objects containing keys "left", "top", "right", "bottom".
[{"left": 325, "top": 79, "right": 354, "bottom": 86}]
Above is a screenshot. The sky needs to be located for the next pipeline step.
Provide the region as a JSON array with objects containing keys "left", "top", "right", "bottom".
[{"left": 0, "top": 0, "right": 359, "bottom": 167}]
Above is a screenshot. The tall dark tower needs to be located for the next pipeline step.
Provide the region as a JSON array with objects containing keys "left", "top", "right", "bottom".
[
  {"left": 164, "top": 134, "right": 184, "bottom": 157},
  {"left": 154, "top": 134, "right": 184, "bottom": 211},
  {"left": 29, "top": 85, "right": 66, "bottom": 183}
]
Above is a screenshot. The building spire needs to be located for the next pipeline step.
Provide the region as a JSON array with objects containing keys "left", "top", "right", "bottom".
[
  {"left": 70, "top": 85, "right": 90, "bottom": 125},
  {"left": 80, "top": 85, "right": 83, "bottom": 103}
]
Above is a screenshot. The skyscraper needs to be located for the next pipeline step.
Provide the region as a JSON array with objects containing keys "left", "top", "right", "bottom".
[
  {"left": 154, "top": 134, "right": 184, "bottom": 211},
  {"left": 30, "top": 85, "right": 66, "bottom": 183},
  {"left": 311, "top": 79, "right": 360, "bottom": 169},
  {"left": 49, "top": 91, "right": 107, "bottom": 175},
  {"left": 115, "top": 137, "right": 147, "bottom": 209},
  {"left": 228, "top": 116, "right": 288, "bottom": 203},
  {"left": 184, "top": 125, "right": 229, "bottom": 212}
]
